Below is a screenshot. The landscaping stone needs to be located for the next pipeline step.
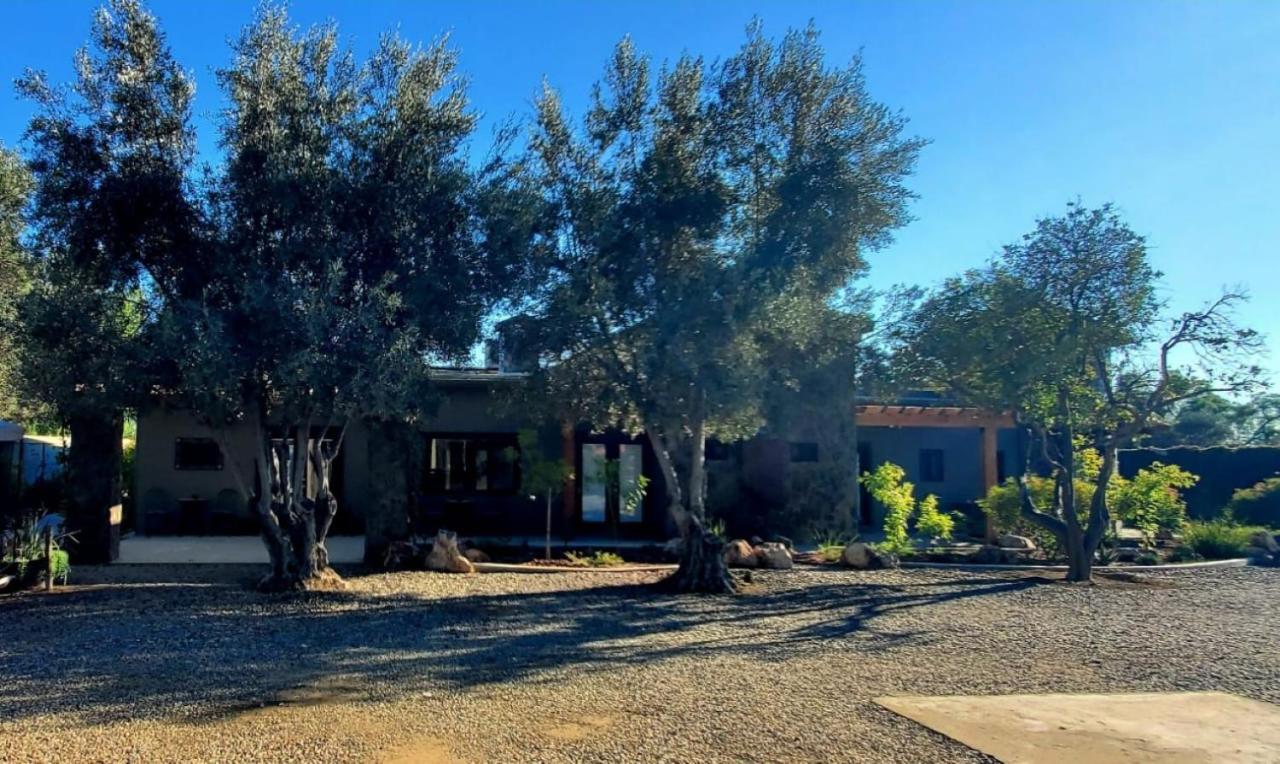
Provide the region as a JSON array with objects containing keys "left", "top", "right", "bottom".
[
  {"left": 462, "top": 548, "right": 491, "bottom": 564},
  {"left": 841, "top": 542, "right": 898, "bottom": 570},
  {"left": 998, "top": 534, "right": 1036, "bottom": 550},
  {"left": 841, "top": 542, "right": 873, "bottom": 569},
  {"left": 723, "top": 539, "right": 758, "bottom": 568},
  {"left": 755, "top": 542, "right": 793, "bottom": 570},
  {"left": 662, "top": 537, "right": 683, "bottom": 560},
  {"left": 1247, "top": 531, "right": 1278, "bottom": 554},
  {"left": 972, "top": 545, "right": 1016, "bottom": 564},
  {"left": 424, "top": 530, "right": 475, "bottom": 574}
]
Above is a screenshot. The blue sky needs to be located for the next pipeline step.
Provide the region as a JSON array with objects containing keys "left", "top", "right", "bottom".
[{"left": 2, "top": 0, "right": 1277, "bottom": 383}]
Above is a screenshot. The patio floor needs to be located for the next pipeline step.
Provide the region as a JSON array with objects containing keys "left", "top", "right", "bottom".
[
  {"left": 117, "top": 535, "right": 366, "bottom": 564},
  {"left": 876, "top": 691, "right": 1280, "bottom": 763}
]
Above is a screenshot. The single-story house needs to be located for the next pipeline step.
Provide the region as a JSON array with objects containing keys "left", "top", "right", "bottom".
[{"left": 132, "top": 362, "right": 1024, "bottom": 560}]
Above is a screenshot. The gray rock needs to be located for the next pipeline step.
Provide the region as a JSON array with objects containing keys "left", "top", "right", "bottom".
[
  {"left": 998, "top": 534, "right": 1036, "bottom": 550},
  {"left": 755, "top": 542, "right": 793, "bottom": 570}
]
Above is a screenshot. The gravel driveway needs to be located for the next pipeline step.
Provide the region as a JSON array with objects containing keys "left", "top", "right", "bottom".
[{"left": 1, "top": 565, "right": 1276, "bottom": 763}]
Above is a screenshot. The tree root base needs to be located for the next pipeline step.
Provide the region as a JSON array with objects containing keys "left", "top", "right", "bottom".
[{"left": 257, "top": 567, "right": 347, "bottom": 593}]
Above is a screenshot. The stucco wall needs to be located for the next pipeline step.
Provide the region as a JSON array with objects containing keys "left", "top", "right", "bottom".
[
  {"left": 856, "top": 425, "right": 1024, "bottom": 515},
  {"left": 134, "top": 383, "right": 539, "bottom": 537}
]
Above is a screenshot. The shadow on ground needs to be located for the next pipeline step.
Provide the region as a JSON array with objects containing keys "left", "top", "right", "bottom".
[{"left": 0, "top": 567, "right": 1044, "bottom": 726}]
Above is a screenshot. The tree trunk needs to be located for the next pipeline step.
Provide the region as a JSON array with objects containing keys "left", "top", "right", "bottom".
[
  {"left": 648, "top": 401, "right": 737, "bottom": 594},
  {"left": 64, "top": 410, "right": 123, "bottom": 564},
  {"left": 666, "top": 514, "right": 736, "bottom": 594},
  {"left": 248, "top": 417, "right": 345, "bottom": 592},
  {"left": 545, "top": 492, "right": 552, "bottom": 561},
  {"left": 365, "top": 419, "right": 411, "bottom": 566}
]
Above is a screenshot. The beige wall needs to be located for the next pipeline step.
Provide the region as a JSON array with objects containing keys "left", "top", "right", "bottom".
[{"left": 134, "top": 381, "right": 534, "bottom": 535}]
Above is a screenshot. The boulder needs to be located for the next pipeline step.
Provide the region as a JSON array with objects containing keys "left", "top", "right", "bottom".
[
  {"left": 1113, "top": 547, "right": 1142, "bottom": 563},
  {"left": 841, "top": 542, "right": 873, "bottom": 569},
  {"left": 462, "top": 548, "right": 491, "bottom": 564},
  {"left": 424, "top": 530, "right": 475, "bottom": 574},
  {"left": 841, "top": 541, "right": 899, "bottom": 570},
  {"left": 972, "top": 545, "right": 1015, "bottom": 565},
  {"left": 723, "top": 539, "right": 759, "bottom": 568},
  {"left": 998, "top": 534, "right": 1036, "bottom": 551},
  {"left": 662, "top": 537, "right": 684, "bottom": 560},
  {"left": 755, "top": 542, "right": 793, "bottom": 570},
  {"left": 1247, "top": 530, "right": 1279, "bottom": 554}
]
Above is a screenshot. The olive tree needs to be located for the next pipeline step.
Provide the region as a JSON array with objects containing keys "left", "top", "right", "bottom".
[
  {"left": 165, "top": 8, "right": 517, "bottom": 590},
  {"left": 0, "top": 147, "right": 33, "bottom": 424},
  {"left": 14, "top": 0, "right": 200, "bottom": 561},
  {"left": 514, "top": 24, "right": 922, "bottom": 592},
  {"left": 892, "top": 203, "right": 1264, "bottom": 581}
]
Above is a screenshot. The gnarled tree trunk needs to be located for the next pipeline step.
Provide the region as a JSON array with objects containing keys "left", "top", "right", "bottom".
[
  {"left": 243, "top": 416, "right": 347, "bottom": 592},
  {"left": 648, "top": 401, "right": 736, "bottom": 594}
]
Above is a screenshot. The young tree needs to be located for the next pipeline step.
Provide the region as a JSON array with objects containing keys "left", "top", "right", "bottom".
[
  {"left": 893, "top": 203, "right": 1264, "bottom": 581},
  {"left": 15, "top": 0, "right": 199, "bottom": 561},
  {"left": 514, "top": 24, "right": 922, "bottom": 592},
  {"left": 166, "top": 8, "right": 515, "bottom": 589}
]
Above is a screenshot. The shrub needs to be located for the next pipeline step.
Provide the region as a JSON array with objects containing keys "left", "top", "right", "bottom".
[
  {"left": 860, "top": 462, "right": 956, "bottom": 551},
  {"left": 860, "top": 463, "right": 915, "bottom": 553},
  {"left": 1182, "top": 520, "right": 1266, "bottom": 560},
  {"left": 1111, "top": 462, "right": 1197, "bottom": 543},
  {"left": 814, "top": 529, "right": 854, "bottom": 562},
  {"left": 1224, "top": 477, "right": 1280, "bottom": 528},
  {"left": 980, "top": 453, "right": 1199, "bottom": 555},
  {"left": 565, "top": 550, "right": 625, "bottom": 567},
  {"left": 1167, "top": 545, "right": 1202, "bottom": 563},
  {"left": 915, "top": 494, "right": 955, "bottom": 542}
]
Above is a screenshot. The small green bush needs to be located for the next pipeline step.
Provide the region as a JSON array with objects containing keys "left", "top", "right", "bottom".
[
  {"left": 860, "top": 463, "right": 915, "bottom": 554},
  {"left": 1167, "top": 545, "right": 1202, "bottom": 563},
  {"left": 1111, "top": 462, "right": 1197, "bottom": 543},
  {"left": 814, "top": 529, "right": 854, "bottom": 562},
  {"left": 1224, "top": 477, "right": 1280, "bottom": 528},
  {"left": 565, "top": 550, "right": 625, "bottom": 567},
  {"left": 915, "top": 494, "right": 955, "bottom": 542},
  {"left": 1183, "top": 520, "right": 1266, "bottom": 560}
]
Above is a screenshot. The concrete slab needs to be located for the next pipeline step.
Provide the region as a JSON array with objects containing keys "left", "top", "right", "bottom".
[
  {"left": 876, "top": 691, "right": 1280, "bottom": 764},
  {"left": 117, "top": 535, "right": 365, "bottom": 564}
]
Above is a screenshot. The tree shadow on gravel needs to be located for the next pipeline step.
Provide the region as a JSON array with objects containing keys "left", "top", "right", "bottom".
[{"left": 0, "top": 570, "right": 1047, "bottom": 726}]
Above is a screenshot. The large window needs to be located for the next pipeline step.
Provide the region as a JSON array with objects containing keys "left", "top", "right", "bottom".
[
  {"left": 174, "top": 438, "right": 223, "bottom": 471},
  {"left": 580, "top": 442, "right": 645, "bottom": 524},
  {"left": 920, "top": 448, "right": 945, "bottom": 482},
  {"left": 790, "top": 442, "right": 819, "bottom": 463},
  {"left": 426, "top": 435, "right": 519, "bottom": 493}
]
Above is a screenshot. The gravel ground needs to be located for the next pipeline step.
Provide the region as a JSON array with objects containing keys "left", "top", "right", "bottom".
[{"left": 1, "top": 564, "right": 1277, "bottom": 763}]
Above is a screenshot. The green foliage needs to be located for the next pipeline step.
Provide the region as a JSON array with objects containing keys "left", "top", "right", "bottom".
[
  {"left": 517, "top": 429, "right": 572, "bottom": 498},
  {"left": 1110, "top": 462, "right": 1197, "bottom": 543},
  {"left": 515, "top": 24, "right": 922, "bottom": 540},
  {"left": 915, "top": 494, "right": 955, "bottom": 542},
  {"left": 978, "top": 476, "right": 1083, "bottom": 559},
  {"left": 860, "top": 463, "right": 915, "bottom": 554},
  {"left": 0, "top": 146, "right": 33, "bottom": 422},
  {"left": 890, "top": 201, "right": 1263, "bottom": 577},
  {"left": 564, "top": 550, "right": 625, "bottom": 567},
  {"left": 1182, "top": 520, "right": 1266, "bottom": 560},
  {"left": 1225, "top": 477, "right": 1280, "bottom": 528},
  {"left": 980, "top": 444, "right": 1199, "bottom": 557},
  {"left": 1, "top": 510, "right": 72, "bottom": 586},
  {"left": 861, "top": 462, "right": 956, "bottom": 551},
  {"left": 814, "top": 528, "right": 855, "bottom": 562}
]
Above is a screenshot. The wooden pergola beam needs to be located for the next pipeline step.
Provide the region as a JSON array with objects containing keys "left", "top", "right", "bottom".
[{"left": 853, "top": 405, "right": 1014, "bottom": 430}]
